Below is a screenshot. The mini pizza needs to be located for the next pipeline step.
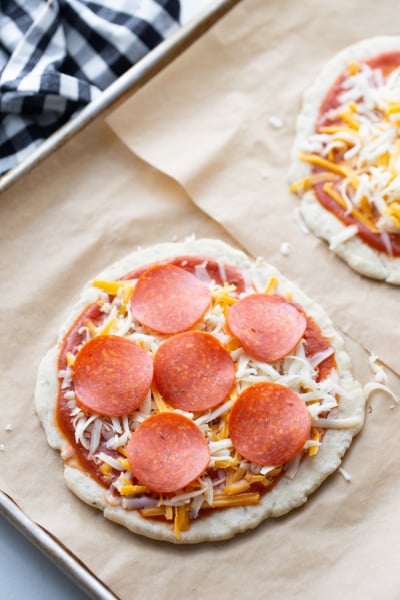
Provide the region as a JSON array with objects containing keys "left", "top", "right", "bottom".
[
  {"left": 35, "top": 239, "right": 365, "bottom": 543},
  {"left": 289, "top": 36, "right": 400, "bottom": 284}
]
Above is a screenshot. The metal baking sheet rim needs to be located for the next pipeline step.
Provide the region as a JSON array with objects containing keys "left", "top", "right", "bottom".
[
  {"left": 0, "top": 1, "right": 241, "bottom": 598},
  {"left": 0, "top": 0, "right": 240, "bottom": 194},
  {"left": 0, "top": 490, "right": 118, "bottom": 599}
]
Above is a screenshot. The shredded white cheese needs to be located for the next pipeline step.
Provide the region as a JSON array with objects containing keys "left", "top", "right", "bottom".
[
  {"left": 338, "top": 466, "right": 352, "bottom": 482},
  {"left": 363, "top": 381, "right": 399, "bottom": 405},
  {"left": 368, "top": 354, "right": 389, "bottom": 384},
  {"left": 269, "top": 116, "right": 284, "bottom": 129},
  {"left": 329, "top": 225, "right": 359, "bottom": 250},
  {"left": 279, "top": 241, "right": 291, "bottom": 256}
]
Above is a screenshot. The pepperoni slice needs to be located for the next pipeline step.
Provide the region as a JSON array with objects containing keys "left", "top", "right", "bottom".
[
  {"left": 154, "top": 332, "right": 235, "bottom": 412},
  {"left": 73, "top": 335, "right": 153, "bottom": 417},
  {"left": 123, "top": 256, "right": 247, "bottom": 293},
  {"left": 131, "top": 264, "right": 211, "bottom": 334},
  {"left": 127, "top": 412, "right": 210, "bottom": 493},
  {"left": 229, "top": 382, "right": 311, "bottom": 466},
  {"left": 226, "top": 294, "right": 306, "bottom": 362}
]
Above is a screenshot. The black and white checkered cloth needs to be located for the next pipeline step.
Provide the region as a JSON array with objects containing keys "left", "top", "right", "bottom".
[{"left": 0, "top": 0, "right": 180, "bottom": 176}]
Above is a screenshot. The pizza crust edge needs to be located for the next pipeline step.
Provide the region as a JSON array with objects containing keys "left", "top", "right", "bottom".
[
  {"left": 289, "top": 35, "right": 400, "bottom": 285},
  {"left": 35, "top": 238, "right": 365, "bottom": 544}
]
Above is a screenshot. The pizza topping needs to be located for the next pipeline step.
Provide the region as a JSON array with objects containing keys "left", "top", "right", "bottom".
[
  {"left": 338, "top": 467, "right": 352, "bottom": 482},
  {"left": 229, "top": 382, "right": 312, "bottom": 466},
  {"left": 131, "top": 264, "right": 211, "bottom": 334},
  {"left": 291, "top": 51, "right": 400, "bottom": 255},
  {"left": 73, "top": 335, "right": 153, "bottom": 417},
  {"left": 126, "top": 412, "right": 210, "bottom": 493},
  {"left": 154, "top": 331, "right": 235, "bottom": 412},
  {"left": 54, "top": 253, "right": 358, "bottom": 538},
  {"left": 226, "top": 294, "right": 307, "bottom": 362}
]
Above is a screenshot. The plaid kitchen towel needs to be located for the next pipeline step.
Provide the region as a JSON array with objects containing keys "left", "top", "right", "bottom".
[{"left": 0, "top": 0, "right": 180, "bottom": 176}]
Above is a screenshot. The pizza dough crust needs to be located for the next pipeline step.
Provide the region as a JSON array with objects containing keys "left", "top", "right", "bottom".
[
  {"left": 35, "top": 238, "right": 365, "bottom": 543},
  {"left": 289, "top": 36, "right": 400, "bottom": 285}
]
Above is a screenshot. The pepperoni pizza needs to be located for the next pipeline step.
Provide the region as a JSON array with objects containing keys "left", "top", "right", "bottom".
[
  {"left": 289, "top": 36, "right": 400, "bottom": 284},
  {"left": 35, "top": 239, "right": 365, "bottom": 543}
]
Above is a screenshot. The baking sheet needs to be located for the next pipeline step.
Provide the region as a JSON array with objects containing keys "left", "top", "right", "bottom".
[
  {"left": 1, "top": 0, "right": 400, "bottom": 599},
  {"left": 0, "top": 0, "right": 240, "bottom": 194},
  {"left": 0, "top": 490, "right": 117, "bottom": 600}
]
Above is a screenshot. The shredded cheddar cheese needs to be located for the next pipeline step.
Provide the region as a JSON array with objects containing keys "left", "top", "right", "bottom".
[
  {"left": 120, "top": 485, "right": 148, "bottom": 496},
  {"left": 66, "top": 352, "right": 75, "bottom": 367},
  {"left": 308, "top": 428, "right": 321, "bottom": 456},
  {"left": 83, "top": 319, "right": 97, "bottom": 337},
  {"left": 289, "top": 171, "right": 336, "bottom": 193},
  {"left": 100, "top": 462, "right": 112, "bottom": 476},
  {"left": 337, "top": 107, "right": 360, "bottom": 130},
  {"left": 348, "top": 61, "right": 361, "bottom": 76},
  {"left": 174, "top": 505, "right": 190, "bottom": 539},
  {"left": 210, "top": 493, "right": 261, "bottom": 508},
  {"left": 292, "top": 58, "right": 400, "bottom": 239}
]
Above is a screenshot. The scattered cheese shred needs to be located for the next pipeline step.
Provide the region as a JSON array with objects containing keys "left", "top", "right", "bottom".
[
  {"left": 152, "top": 386, "right": 170, "bottom": 413},
  {"left": 142, "top": 506, "right": 166, "bottom": 517},
  {"left": 264, "top": 276, "right": 278, "bottom": 294},
  {"left": 338, "top": 467, "right": 352, "bottom": 482},
  {"left": 289, "top": 171, "right": 336, "bottom": 193},
  {"left": 120, "top": 485, "right": 148, "bottom": 496},
  {"left": 98, "top": 317, "right": 118, "bottom": 336},
  {"left": 329, "top": 225, "right": 359, "bottom": 251},
  {"left": 223, "top": 479, "right": 251, "bottom": 496},
  {"left": 210, "top": 493, "right": 260, "bottom": 508},
  {"left": 363, "top": 382, "right": 399, "bottom": 405},
  {"left": 83, "top": 319, "right": 97, "bottom": 337},
  {"left": 337, "top": 108, "right": 360, "bottom": 130},
  {"left": 174, "top": 505, "right": 190, "bottom": 539},
  {"left": 311, "top": 416, "right": 363, "bottom": 429},
  {"left": 347, "top": 60, "right": 361, "bottom": 75},
  {"left": 308, "top": 428, "right": 321, "bottom": 456},
  {"left": 368, "top": 354, "right": 388, "bottom": 385},
  {"left": 100, "top": 462, "right": 112, "bottom": 476},
  {"left": 66, "top": 352, "right": 75, "bottom": 367}
]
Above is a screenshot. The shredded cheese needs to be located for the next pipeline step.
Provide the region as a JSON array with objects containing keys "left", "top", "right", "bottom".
[
  {"left": 293, "top": 60, "right": 400, "bottom": 238},
  {"left": 338, "top": 466, "right": 352, "bottom": 482}
]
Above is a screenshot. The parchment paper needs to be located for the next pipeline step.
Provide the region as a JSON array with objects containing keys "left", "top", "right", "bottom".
[
  {"left": 1, "top": 2, "right": 400, "bottom": 600},
  {"left": 107, "top": 0, "right": 400, "bottom": 376}
]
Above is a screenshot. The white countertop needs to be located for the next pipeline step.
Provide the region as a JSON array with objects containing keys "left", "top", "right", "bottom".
[
  {"left": 0, "top": 1, "right": 212, "bottom": 598},
  {"left": 0, "top": 513, "right": 90, "bottom": 599}
]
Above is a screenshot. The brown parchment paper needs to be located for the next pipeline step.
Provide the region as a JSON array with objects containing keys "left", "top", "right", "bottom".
[
  {"left": 107, "top": 0, "right": 400, "bottom": 376},
  {"left": 1, "top": 4, "right": 400, "bottom": 600}
]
